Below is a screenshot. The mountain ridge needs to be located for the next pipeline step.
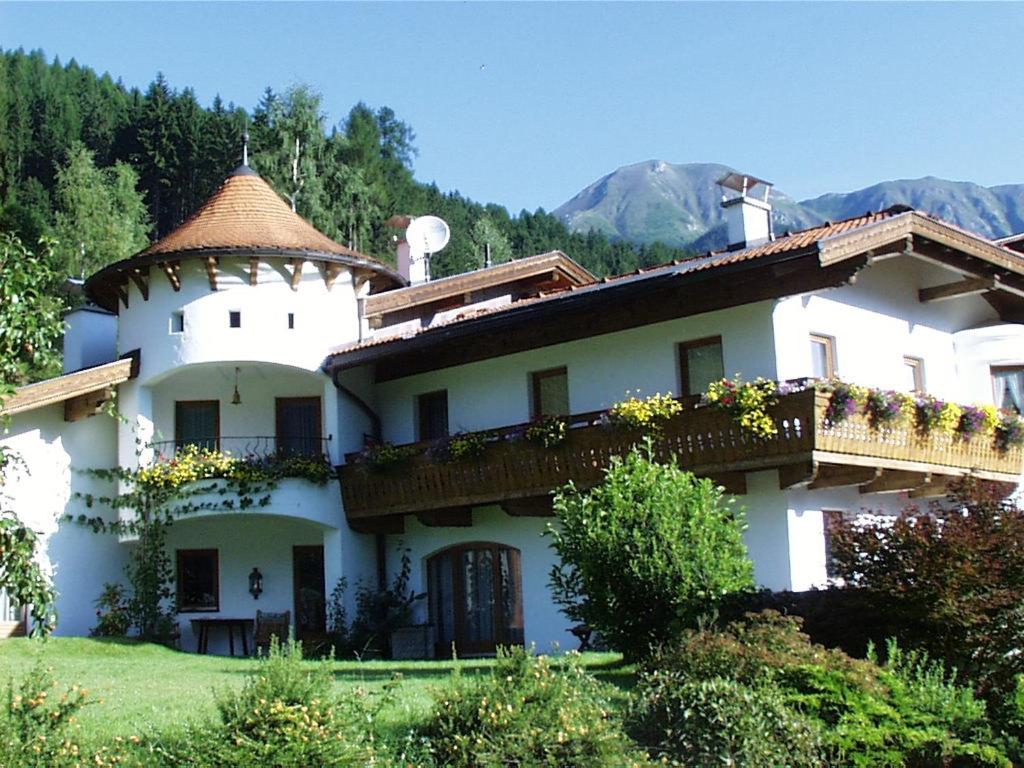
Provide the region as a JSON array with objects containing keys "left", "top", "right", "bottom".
[{"left": 554, "top": 160, "right": 1024, "bottom": 251}]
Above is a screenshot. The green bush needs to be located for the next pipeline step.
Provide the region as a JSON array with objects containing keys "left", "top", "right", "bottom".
[
  {"left": 547, "top": 442, "right": 754, "bottom": 660},
  {"left": 0, "top": 662, "right": 92, "bottom": 767},
  {"left": 420, "top": 646, "right": 650, "bottom": 768},
  {"left": 639, "top": 612, "right": 1009, "bottom": 768},
  {"left": 153, "top": 637, "right": 380, "bottom": 767},
  {"left": 629, "top": 675, "right": 824, "bottom": 767}
]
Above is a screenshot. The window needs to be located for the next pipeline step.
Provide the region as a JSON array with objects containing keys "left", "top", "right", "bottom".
[
  {"left": 177, "top": 549, "right": 219, "bottom": 612},
  {"left": 902, "top": 356, "right": 925, "bottom": 392},
  {"left": 679, "top": 336, "right": 725, "bottom": 396},
  {"left": 809, "top": 333, "right": 837, "bottom": 379},
  {"left": 428, "top": 543, "right": 523, "bottom": 656},
  {"left": 417, "top": 390, "right": 449, "bottom": 441},
  {"left": 822, "top": 510, "right": 844, "bottom": 581},
  {"left": 229, "top": 310, "right": 241, "bottom": 328},
  {"left": 287, "top": 312, "right": 295, "bottom": 330},
  {"left": 276, "top": 397, "right": 322, "bottom": 456},
  {"left": 531, "top": 367, "right": 569, "bottom": 418},
  {"left": 175, "top": 400, "right": 219, "bottom": 451},
  {"left": 170, "top": 311, "right": 184, "bottom": 334},
  {"left": 992, "top": 366, "right": 1024, "bottom": 414},
  {"left": 0, "top": 588, "right": 24, "bottom": 626}
]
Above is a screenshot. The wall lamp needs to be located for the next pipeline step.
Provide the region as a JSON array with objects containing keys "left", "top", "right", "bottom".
[{"left": 248, "top": 567, "right": 263, "bottom": 600}]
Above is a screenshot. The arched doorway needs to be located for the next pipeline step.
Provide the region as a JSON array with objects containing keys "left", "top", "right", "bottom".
[{"left": 427, "top": 542, "right": 524, "bottom": 656}]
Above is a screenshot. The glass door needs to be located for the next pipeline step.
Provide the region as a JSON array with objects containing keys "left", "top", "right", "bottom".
[
  {"left": 428, "top": 543, "right": 523, "bottom": 656},
  {"left": 292, "top": 545, "right": 326, "bottom": 645}
]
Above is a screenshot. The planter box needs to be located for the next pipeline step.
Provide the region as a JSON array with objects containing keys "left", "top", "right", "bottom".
[{"left": 390, "top": 624, "right": 431, "bottom": 660}]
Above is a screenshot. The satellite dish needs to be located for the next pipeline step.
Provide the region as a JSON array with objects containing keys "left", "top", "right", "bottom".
[{"left": 406, "top": 215, "right": 451, "bottom": 254}]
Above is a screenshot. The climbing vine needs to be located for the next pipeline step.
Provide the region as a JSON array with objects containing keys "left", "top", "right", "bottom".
[{"left": 72, "top": 443, "right": 334, "bottom": 642}]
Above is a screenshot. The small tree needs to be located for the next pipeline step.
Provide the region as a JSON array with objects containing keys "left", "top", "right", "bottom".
[
  {"left": 0, "top": 232, "right": 66, "bottom": 635},
  {"left": 547, "top": 442, "right": 754, "bottom": 659},
  {"left": 831, "top": 478, "right": 1024, "bottom": 697}
]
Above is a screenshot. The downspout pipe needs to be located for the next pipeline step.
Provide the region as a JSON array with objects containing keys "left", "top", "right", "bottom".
[
  {"left": 328, "top": 364, "right": 388, "bottom": 590},
  {"left": 328, "top": 366, "right": 382, "bottom": 443}
]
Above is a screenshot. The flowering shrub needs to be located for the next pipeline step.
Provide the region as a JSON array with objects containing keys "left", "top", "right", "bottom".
[
  {"left": 202, "top": 637, "right": 377, "bottom": 766},
  {"left": 525, "top": 416, "right": 569, "bottom": 448},
  {"left": 824, "top": 381, "right": 866, "bottom": 425},
  {"left": 958, "top": 405, "right": 991, "bottom": 442},
  {"left": 140, "top": 444, "right": 333, "bottom": 489},
  {"left": 429, "top": 431, "right": 489, "bottom": 463},
  {"left": 91, "top": 582, "right": 131, "bottom": 637},
  {"left": 914, "top": 395, "right": 963, "bottom": 437},
  {"left": 0, "top": 662, "right": 91, "bottom": 767},
  {"left": 996, "top": 414, "right": 1024, "bottom": 451},
  {"left": 607, "top": 391, "right": 682, "bottom": 432},
  {"left": 357, "top": 441, "right": 418, "bottom": 472},
  {"left": 705, "top": 376, "right": 780, "bottom": 438},
  {"left": 421, "top": 646, "right": 650, "bottom": 768},
  {"left": 864, "top": 389, "right": 913, "bottom": 428}
]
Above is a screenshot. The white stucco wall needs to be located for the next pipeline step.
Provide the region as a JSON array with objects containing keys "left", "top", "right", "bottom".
[
  {"left": 388, "top": 506, "right": 574, "bottom": 654},
  {"left": 954, "top": 323, "right": 1024, "bottom": 406},
  {"left": 166, "top": 513, "right": 328, "bottom": 655},
  {"left": 63, "top": 307, "right": 117, "bottom": 373},
  {"left": 1, "top": 406, "right": 126, "bottom": 636},
  {"left": 116, "top": 257, "right": 362, "bottom": 382},
  {"left": 773, "top": 255, "right": 1003, "bottom": 401},
  {"left": 374, "top": 302, "right": 778, "bottom": 444},
  {"left": 148, "top": 364, "right": 337, "bottom": 458}
]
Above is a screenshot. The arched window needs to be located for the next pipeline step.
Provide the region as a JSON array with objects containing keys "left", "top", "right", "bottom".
[{"left": 427, "top": 542, "right": 524, "bottom": 656}]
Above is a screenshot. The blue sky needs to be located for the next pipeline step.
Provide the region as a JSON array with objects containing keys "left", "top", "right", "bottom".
[{"left": 3, "top": 2, "right": 1024, "bottom": 214}]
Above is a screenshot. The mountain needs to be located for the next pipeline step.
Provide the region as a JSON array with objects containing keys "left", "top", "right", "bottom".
[{"left": 554, "top": 161, "right": 1024, "bottom": 251}]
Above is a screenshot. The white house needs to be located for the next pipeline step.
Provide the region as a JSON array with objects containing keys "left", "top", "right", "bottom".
[{"left": 3, "top": 165, "right": 1024, "bottom": 655}]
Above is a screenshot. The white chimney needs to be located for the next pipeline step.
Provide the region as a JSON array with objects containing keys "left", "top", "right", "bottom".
[
  {"left": 717, "top": 172, "right": 774, "bottom": 251},
  {"left": 396, "top": 236, "right": 430, "bottom": 285},
  {"left": 63, "top": 305, "right": 117, "bottom": 373}
]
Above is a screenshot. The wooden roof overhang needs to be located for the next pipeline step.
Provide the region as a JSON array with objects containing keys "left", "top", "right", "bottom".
[
  {"left": 326, "top": 210, "right": 1024, "bottom": 383},
  {"left": 329, "top": 244, "right": 855, "bottom": 383},
  {"left": 84, "top": 247, "right": 405, "bottom": 314},
  {"left": 1, "top": 352, "right": 140, "bottom": 422},
  {"left": 362, "top": 251, "right": 595, "bottom": 326}
]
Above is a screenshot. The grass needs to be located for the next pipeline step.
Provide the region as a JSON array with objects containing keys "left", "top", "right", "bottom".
[{"left": 0, "top": 638, "right": 631, "bottom": 746}]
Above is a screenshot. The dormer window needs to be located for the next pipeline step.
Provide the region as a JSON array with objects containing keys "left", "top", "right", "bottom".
[{"left": 229, "top": 311, "right": 241, "bottom": 328}]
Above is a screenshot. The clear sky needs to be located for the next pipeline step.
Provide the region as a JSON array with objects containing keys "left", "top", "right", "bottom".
[{"left": 3, "top": 2, "right": 1024, "bottom": 214}]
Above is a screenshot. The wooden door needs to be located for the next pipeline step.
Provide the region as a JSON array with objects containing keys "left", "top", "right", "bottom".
[
  {"left": 292, "top": 546, "right": 326, "bottom": 646},
  {"left": 428, "top": 543, "right": 523, "bottom": 657}
]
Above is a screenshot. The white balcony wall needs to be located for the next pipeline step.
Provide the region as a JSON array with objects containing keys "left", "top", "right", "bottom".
[
  {"left": 167, "top": 514, "right": 329, "bottom": 655},
  {"left": 374, "top": 302, "right": 778, "bottom": 444},
  {"left": 117, "top": 257, "right": 362, "bottom": 383},
  {"left": 148, "top": 363, "right": 336, "bottom": 458},
  {"left": 773, "top": 255, "right": 1001, "bottom": 402},
  {"left": 0, "top": 406, "right": 125, "bottom": 636}
]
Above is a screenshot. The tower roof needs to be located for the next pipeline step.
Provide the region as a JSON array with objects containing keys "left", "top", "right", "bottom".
[
  {"left": 85, "top": 167, "right": 403, "bottom": 311},
  {"left": 138, "top": 167, "right": 372, "bottom": 259}
]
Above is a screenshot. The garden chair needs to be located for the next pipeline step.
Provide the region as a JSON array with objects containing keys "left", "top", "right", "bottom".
[{"left": 253, "top": 610, "right": 291, "bottom": 655}]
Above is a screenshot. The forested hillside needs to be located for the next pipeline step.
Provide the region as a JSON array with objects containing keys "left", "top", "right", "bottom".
[{"left": 0, "top": 49, "right": 690, "bottom": 280}]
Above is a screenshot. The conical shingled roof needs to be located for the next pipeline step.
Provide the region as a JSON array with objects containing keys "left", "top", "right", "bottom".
[
  {"left": 140, "top": 166, "right": 369, "bottom": 259},
  {"left": 85, "top": 165, "right": 403, "bottom": 311}
]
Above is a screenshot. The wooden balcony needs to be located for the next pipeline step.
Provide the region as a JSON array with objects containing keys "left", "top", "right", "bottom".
[{"left": 339, "top": 388, "right": 1024, "bottom": 527}]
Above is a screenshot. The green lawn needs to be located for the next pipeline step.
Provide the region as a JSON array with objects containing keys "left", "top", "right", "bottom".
[{"left": 0, "top": 638, "right": 630, "bottom": 746}]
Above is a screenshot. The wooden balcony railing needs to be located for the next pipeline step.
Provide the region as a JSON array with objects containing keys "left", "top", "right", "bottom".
[{"left": 339, "top": 388, "right": 1024, "bottom": 521}]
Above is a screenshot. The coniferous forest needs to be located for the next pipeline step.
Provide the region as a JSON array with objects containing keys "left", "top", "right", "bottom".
[{"left": 0, "top": 48, "right": 692, "bottom": 281}]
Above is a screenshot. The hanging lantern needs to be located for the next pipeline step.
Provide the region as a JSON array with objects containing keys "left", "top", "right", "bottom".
[{"left": 248, "top": 567, "right": 263, "bottom": 600}]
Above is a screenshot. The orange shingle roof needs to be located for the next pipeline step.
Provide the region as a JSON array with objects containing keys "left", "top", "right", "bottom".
[
  {"left": 140, "top": 167, "right": 373, "bottom": 260},
  {"left": 329, "top": 205, "right": 1024, "bottom": 363}
]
